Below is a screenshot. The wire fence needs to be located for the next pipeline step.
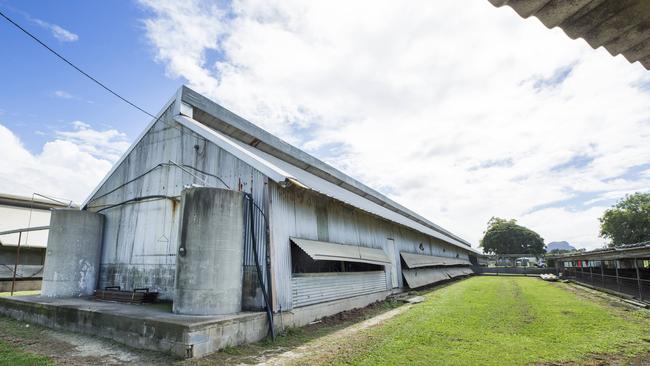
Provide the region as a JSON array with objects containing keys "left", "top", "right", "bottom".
[
  {"left": 473, "top": 266, "right": 559, "bottom": 276},
  {"left": 562, "top": 265, "right": 650, "bottom": 303}
]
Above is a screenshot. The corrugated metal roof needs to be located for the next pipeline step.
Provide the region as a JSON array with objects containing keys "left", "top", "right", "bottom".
[
  {"left": 0, "top": 193, "right": 74, "bottom": 210},
  {"left": 180, "top": 86, "right": 474, "bottom": 249},
  {"left": 401, "top": 252, "right": 472, "bottom": 268},
  {"left": 174, "top": 114, "right": 481, "bottom": 254},
  {"left": 488, "top": 0, "right": 650, "bottom": 70},
  {"left": 83, "top": 86, "right": 478, "bottom": 253},
  {"left": 290, "top": 237, "right": 391, "bottom": 266},
  {"left": 549, "top": 241, "right": 650, "bottom": 260}
]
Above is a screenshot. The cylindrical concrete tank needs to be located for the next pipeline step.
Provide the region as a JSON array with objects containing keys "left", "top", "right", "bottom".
[
  {"left": 41, "top": 209, "right": 104, "bottom": 297},
  {"left": 173, "top": 187, "right": 245, "bottom": 315}
]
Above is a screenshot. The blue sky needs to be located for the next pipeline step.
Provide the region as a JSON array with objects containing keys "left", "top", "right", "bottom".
[
  {"left": 1, "top": 0, "right": 649, "bottom": 250},
  {"left": 0, "top": 0, "right": 179, "bottom": 151}
]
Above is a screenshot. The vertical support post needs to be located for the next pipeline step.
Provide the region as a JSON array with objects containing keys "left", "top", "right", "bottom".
[
  {"left": 10, "top": 231, "right": 22, "bottom": 296},
  {"left": 589, "top": 264, "right": 593, "bottom": 285},
  {"left": 615, "top": 260, "right": 621, "bottom": 293},
  {"left": 635, "top": 258, "right": 643, "bottom": 301},
  {"left": 600, "top": 261, "right": 605, "bottom": 288}
]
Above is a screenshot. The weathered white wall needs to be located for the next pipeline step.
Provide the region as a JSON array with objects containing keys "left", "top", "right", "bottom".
[{"left": 86, "top": 107, "right": 268, "bottom": 300}]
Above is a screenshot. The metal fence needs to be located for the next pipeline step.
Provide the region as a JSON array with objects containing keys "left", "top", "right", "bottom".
[
  {"left": 562, "top": 264, "right": 650, "bottom": 303},
  {"left": 473, "top": 266, "right": 559, "bottom": 276}
]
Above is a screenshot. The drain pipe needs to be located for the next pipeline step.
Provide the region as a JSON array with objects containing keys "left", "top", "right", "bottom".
[{"left": 245, "top": 193, "right": 276, "bottom": 340}]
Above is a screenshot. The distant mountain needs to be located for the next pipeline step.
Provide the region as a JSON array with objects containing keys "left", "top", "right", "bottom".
[{"left": 546, "top": 241, "right": 576, "bottom": 252}]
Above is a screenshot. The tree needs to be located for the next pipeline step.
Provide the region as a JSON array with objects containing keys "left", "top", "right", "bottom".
[
  {"left": 480, "top": 217, "right": 545, "bottom": 255},
  {"left": 599, "top": 193, "right": 650, "bottom": 247}
]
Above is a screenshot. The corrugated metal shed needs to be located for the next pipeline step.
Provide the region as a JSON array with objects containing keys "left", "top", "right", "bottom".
[
  {"left": 290, "top": 237, "right": 391, "bottom": 266},
  {"left": 488, "top": 0, "right": 650, "bottom": 70}
]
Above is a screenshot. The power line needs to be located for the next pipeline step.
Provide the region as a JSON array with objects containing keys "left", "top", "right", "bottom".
[{"left": 0, "top": 10, "right": 156, "bottom": 119}]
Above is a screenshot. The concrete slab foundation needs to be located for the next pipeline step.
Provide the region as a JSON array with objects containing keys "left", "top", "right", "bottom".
[{"left": 0, "top": 289, "right": 393, "bottom": 358}]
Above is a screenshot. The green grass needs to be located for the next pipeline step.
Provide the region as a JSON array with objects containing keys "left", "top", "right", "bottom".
[
  {"left": 0, "top": 314, "right": 52, "bottom": 366},
  {"left": 0, "top": 340, "right": 52, "bottom": 366},
  {"left": 322, "top": 277, "right": 650, "bottom": 366},
  {"left": 0, "top": 291, "right": 40, "bottom": 297}
]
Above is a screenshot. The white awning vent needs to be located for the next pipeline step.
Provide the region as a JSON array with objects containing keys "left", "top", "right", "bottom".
[
  {"left": 290, "top": 237, "right": 391, "bottom": 266},
  {"left": 401, "top": 252, "right": 471, "bottom": 268}
]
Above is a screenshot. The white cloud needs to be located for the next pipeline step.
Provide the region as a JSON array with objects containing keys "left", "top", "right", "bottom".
[
  {"left": 52, "top": 90, "right": 94, "bottom": 104},
  {"left": 31, "top": 18, "right": 78, "bottom": 42},
  {"left": 0, "top": 122, "right": 128, "bottom": 203},
  {"left": 139, "top": 0, "right": 650, "bottom": 250},
  {"left": 53, "top": 90, "right": 73, "bottom": 99}
]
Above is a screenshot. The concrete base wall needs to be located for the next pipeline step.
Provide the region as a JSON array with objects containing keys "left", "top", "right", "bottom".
[{"left": 0, "top": 289, "right": 393, "bottom": 358}]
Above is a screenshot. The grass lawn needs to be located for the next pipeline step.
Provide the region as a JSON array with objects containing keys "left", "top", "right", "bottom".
[
  {"left": 0, "top": 290, "right": 40, "bottom": 297},
  {"left": 310, "top": 277, "right": 650, "bottom": 366},
  {"left": 0, "top": 277, "right": 648, "bottom": 365},
  {"left": 0, "top": 316, "right": 52, "bottom": 366},
  {"left": 0, "top": 341, "right": 52, "bottom": 366}
]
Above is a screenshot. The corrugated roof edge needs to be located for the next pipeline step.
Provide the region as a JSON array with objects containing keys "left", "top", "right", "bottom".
[
  {"left": 487, "top": 0, "right": 650, "bottom": 70},
  {"left": 179, "top": 85, "right": 474, "bottom": 248},
  {"left": 174, "top": 114, "right": 478, "bottom": 252}
]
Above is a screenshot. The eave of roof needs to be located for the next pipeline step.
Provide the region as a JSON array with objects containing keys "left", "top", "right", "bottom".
[
  {"left": 179, "top": 86, "right": 474, "bottom": 249},
  {"left": 488, "top": 0, "right": 650, "bottom": 70},
  {"left": 0, "top": 193, "right": 74, "bottom": 210},
  {"left": 174, "top": 113, "right": 481, "bottom": 253}
]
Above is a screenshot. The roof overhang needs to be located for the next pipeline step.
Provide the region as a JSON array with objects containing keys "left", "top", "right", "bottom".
[{"left": 489, "top": 0, "right": 650, "bottom": 70}]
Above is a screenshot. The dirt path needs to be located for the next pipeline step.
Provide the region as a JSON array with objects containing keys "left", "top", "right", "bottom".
[
  {"left": 251, "top": 304, "right": 412, "bottom": 366},
  {"left": 0, "top": 316, "right": 175, "bottom": 365}
]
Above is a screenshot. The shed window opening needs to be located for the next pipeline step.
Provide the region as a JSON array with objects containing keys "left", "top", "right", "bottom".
[
  {"left": 289, "top": 238, "right": 390, "bottom": 274},
  {"left": 290, "top": 243, "right": 383, "bottom": 273}
]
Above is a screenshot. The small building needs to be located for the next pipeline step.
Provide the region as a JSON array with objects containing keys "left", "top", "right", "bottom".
[
  {"left": 0, "top": 193, "right": 73, "bottom": 292},
  {"left": 2, "top": 86, "right": 480, "bottom": 357}
]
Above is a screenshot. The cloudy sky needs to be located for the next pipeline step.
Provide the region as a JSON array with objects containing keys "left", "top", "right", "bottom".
[{"left": 1, "top": 0, "right": 649, "bottom": 250}]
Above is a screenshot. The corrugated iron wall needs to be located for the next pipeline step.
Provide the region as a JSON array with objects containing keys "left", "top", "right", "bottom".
[
  {"left": 291, "top": 271, "right": 387, "bottom": 308},
  {"left": 269, "top": 182, "right": 471, "bottom": 310},
  {"left": 87, "top": 107, "right": 269, "bottom": 303}
]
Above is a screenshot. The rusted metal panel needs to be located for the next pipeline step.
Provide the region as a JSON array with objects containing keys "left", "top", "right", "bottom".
[{"left": 291, "top": 271, "right": 387, "bottom": 308}]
